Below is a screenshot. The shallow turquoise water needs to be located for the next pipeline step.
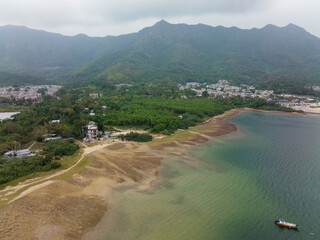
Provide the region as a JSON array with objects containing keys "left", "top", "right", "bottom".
[{"left": 100, "top": 112, "right": 320, "bottom": 240}]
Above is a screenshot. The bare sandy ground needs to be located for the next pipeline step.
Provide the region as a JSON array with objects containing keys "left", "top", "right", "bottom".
[
  {"left": 291, "top": 105, "right": 320, "bottom": 114},
  {"left": 0, "top": 109, "right": 242, "bottom": 240},
  {"left": 0, "top": 141, "right": 116, "bottom": 204}
]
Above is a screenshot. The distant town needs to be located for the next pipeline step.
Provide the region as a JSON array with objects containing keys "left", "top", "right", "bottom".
[
  {"left": 0, "top": 82, "right": 319, "bottom": 114},
  {"left": 178, "top": 80, "right": 320, "bottom": 113},
  {"left": 0, "top": 85, "right": 62, "bottom": 100},
  {"left": 179, "top": 80, "right": 273, "bottom": 99}
]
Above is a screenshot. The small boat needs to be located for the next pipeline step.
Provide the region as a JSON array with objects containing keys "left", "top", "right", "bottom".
[{"left": 275, "top": 219, "right": 299, "bottom": 229}]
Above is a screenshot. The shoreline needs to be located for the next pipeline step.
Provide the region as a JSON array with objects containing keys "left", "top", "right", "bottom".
[
  {"left": 247, "top": 108, "right": 306, "bottom": 115},
  {"left": 82, "top": 108, "right": 244, "bottom": 239},
  {"left": 0, "top": 108, "right": 251, "bottom": 239}
]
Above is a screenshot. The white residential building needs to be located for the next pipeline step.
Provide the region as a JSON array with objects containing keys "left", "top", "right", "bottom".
[
  {"left": 84, "top": 121, "right": 98, "bottom": 141},
  {"left": 4, "top": 149, "right": 36, "bottom": 158}
]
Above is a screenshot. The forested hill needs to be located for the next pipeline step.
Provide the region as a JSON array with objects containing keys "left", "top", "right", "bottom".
[
  {"left": 71, "top": 20, "right": 320, "bottom": 86},
  {"left": 0, "top": 25, "right": 137, "bottom": 79},
  {"left": 1, "top": 21, "right": 320, "bottom": 87},
  {"left": 0, "top": 71, "right": 45, "bottom": 87}
]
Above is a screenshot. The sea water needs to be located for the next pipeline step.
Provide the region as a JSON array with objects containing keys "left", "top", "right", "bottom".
[
  {"left": 0, "top": 112, "right": 19, "bottom": 121},
  {"left": 95, "top": 112, "right": 320, "bottom": 240}
]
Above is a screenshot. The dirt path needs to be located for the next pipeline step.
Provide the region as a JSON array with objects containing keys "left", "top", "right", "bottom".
[
  {"left": 1, "top": 141, "right": 118, "bottom": 204},
  {"left": 0, "top": 110, "right": 242, "bottom": 206},
  {"left": 0, "top": 109, "right": 246, "bottom": 240},
  {"left": 75, "top": 139, "right": 88, "bottom": 148},
  {"left": 28, "top": 141, "right": 37, "bottom": 149}
]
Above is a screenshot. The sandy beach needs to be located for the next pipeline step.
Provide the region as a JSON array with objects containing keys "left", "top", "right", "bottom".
[{"left": 0, "top": 109, "right": 242, "bottom": 240}]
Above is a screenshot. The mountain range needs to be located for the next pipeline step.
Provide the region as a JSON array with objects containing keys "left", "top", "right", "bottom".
[{"left": 0, "top": 20, "right": 320, "bottom": 87}]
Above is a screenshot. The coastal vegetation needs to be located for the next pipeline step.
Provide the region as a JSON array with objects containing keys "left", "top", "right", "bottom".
[
  {"left": 0, "top": 139, "right": 78, "bottom": 185},
  {"left": 0, "top": 156, "right": 60, "bottom": 184},
  {"left": 0, "top": 71, "right": 45, "bottom": 87},
  {"left": 119, "top": 132, "right": 153, "bottom": 142},
  {"left": 43, "top": 139, "right": 79, "bottom": 156},
  {"left": 256, "top": 79, "right": 320, "bottom": 97},
  {"left": 0, "top": 84, "right": 294, "bottom": 150},
  {"left": 0, "top": 81, "right": 295, "bottom": 186},
  {"left": 99, "top": 98, "right": 233, "bottom": 134}
]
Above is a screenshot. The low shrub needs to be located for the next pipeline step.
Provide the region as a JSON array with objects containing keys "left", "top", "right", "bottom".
[{"left": 119, "top": 132, "right": 153, "bottom": 142}]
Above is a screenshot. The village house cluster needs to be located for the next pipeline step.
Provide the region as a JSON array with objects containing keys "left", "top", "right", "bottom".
[
  {"left": 278, "top": 94, "right": 320, "bottom": 113},
  {"left": 178, "top": 80, "right": 274, "bottom": 99},
  {"left": 178, "top": 80, "right": 320, "bottom": 112},
  {"left": 0, "top": 85, "right": 62, "bottom": 100}
]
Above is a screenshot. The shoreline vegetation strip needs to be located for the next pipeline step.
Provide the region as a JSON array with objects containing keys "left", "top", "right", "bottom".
[
  {"left": 0, "top": 108, "right": 303, "bottom": 208},
  {"left": 0, "top": 108, "right": 307, "bottom": 239}
]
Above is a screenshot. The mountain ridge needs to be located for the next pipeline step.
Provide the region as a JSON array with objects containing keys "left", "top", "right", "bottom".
[
  {"left": 0, "top": 21, "right": 320, "bottom": 87},
  {"left": 0, "top": 24, "right": 138, "bottom": 78},
  {"left": 70, "top": 20, "right": 320, "bottom": 86}
]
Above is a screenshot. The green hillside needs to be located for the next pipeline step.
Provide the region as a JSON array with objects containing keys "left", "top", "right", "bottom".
[
  {"left": 0, "top": 25, "right": 137, "bottom": 79},
  {"left": 71, "top": 21, "right": 320, "bottom": 86},
  {"left": 0, "top": 71, "right": 46, "bottom": 86},
  {"left": 1, "top": 21, "right": 320, "bottom": 87}
]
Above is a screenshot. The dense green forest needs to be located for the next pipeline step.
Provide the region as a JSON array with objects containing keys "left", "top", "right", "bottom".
[
  {"left": 0, "top": 156, "right": 60, "bottom": 184},
  {"left": 256, "top": 78, "right": 320, "bottom": 97},
  {"left": 0, "top": 71, "right": 46, "bottom": 87},
  {"left": 43, "top": 139, "right": 79, "bottom": 156},
  {"left": 119, "top": 132, "right": 153, "bottom": 142}
]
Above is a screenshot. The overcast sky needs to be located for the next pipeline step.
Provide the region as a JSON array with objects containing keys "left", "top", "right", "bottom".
[{"left": 0, "top": 0, "right": 319, "bottom": 37}]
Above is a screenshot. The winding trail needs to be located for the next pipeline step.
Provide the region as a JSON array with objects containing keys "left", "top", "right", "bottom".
[
  {"left": 28, "top": 141, "right": 37, "bottom": 150},
  {"left": 0, "top": 110, "right": 241, "bottom": 206},
  {"left": 1, "top": 141, "right": 118, "bottom": 204}
]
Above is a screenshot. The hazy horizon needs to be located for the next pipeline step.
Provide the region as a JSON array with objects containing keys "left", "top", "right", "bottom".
[
  {"left": 0, "top": 21, "right": 314, "bottom": 38},
  {"left": 0, "top": 0, "right": 319, "bottom": 38}
]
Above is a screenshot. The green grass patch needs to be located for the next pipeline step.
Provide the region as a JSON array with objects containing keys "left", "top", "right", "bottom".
[
  {"left": 30, "top": 142, "right": 44, "bottom": 151},
  {"left": 0, "top": 106, "right": 26, "bottom": 112},
  {"left": 59, "top": 149, "right": 83, "bottom": 169},
  {"left": 22, "top": 141, "right": 34, "bottom": 149},
  {"left": 54, "top": 156, "right": 92, "bottom": 181},
  {"left": 114, "top": 126, "right": 145, "bottom": 131}
]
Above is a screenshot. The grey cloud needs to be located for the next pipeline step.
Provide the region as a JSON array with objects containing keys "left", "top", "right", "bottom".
[
  {"left": 1, "top": 0, "right": 319, "bottom": 38},
  {"left": 85, "top": 0, "right": 273, "bottom": 23},
  {"left": 0, "top": 0, "right": 273, "bottom": 28}
]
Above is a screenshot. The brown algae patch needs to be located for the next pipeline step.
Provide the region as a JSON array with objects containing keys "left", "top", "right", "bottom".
[{"left": 0, "top": 188, "right": 107, "bottom": 240}]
